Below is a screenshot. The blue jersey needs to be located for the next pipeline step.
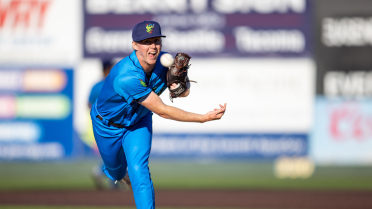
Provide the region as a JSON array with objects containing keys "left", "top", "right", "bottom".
[
  {"left": 92, "top": 51, "right": 168, "bottom": 127},
  {"left": 88, "top": 80, "right": 104, "bottom": 106}
]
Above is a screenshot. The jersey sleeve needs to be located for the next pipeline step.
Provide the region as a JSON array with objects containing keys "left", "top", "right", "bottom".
[{"left": 113, "top": 75, "right": 151, "bottom": 104}]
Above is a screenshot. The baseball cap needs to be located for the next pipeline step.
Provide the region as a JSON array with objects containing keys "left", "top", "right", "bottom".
[{"left": 132, "top": 20, "right": 166, "bottom": 42}]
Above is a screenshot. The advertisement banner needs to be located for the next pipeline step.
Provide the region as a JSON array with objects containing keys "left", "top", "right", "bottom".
[
  {"left": 152, "top": 133, "right": 308, "bottom": 159},
  {"left": 83, "top": 0, "right": 312, "bottom": 59},
  {"left": 0, "top": 68, "right": 74, "bottom": 160},
  {"left": 310, "top": 97, "right": 372, "bottom": 164},
  {"left": 314, "top": 0, "right": 372, "bottom": 97},
  {"left": 150, "top": 58, "right": 314, "bottom": 159},
  {"left": 153, "top": 58, "right": 315, "bottom": 133},
  {"left": 0, "top": 0, "right": 81, "bottom": 64}
]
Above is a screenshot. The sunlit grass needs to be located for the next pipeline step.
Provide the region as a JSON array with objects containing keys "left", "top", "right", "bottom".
[{"left": 0, "top": 159, "right": 371, "bottom": 191}]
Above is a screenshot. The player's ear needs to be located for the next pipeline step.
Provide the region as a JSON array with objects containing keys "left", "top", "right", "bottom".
[{"left": 132, "top": 41, "right": 138, "bottom": 51}]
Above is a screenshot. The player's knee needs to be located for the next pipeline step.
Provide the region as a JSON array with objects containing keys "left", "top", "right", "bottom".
[
  {"left": 128, "top": 164, "right": 150, "bottom": 180},
  {"left": 129, "top": 164, "right": 145, "bottom": 176}
]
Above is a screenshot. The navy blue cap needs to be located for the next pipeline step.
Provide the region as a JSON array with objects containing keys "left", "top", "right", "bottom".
[{"left": 132, "top": 20, "right": 166, "bottom": 42}]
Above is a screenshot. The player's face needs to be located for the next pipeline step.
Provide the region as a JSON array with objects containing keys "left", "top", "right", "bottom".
[{"left": 133, "top": 37, "right": 162, "bottom": 69}]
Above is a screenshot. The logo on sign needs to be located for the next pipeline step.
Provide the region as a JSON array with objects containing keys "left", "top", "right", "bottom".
[
  {"left": 0, "top": 0, "right": 51, "bottom": 30},
  {"left": 330, "top": 104, "right": 372, "bottom": 141}
]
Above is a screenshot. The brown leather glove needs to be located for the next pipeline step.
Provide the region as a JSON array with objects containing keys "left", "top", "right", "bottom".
[{"left": 166, "top": 52, "right": 192, "bottom": 101}]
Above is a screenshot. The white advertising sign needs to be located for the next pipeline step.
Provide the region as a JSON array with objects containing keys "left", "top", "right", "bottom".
[
  {"left": 0, "top": 0, "right": 81, "bottom": 64},
  {"left": 310, "top": 98, "right": 372, "bottom": 165},
  {"left": 153, "top": 58, "right": 315, "bottom": 133}
]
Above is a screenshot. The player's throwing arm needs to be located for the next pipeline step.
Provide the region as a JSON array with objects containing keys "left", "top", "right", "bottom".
[{"left": 142, "top": 52, "right": 227, "bottom": 123}]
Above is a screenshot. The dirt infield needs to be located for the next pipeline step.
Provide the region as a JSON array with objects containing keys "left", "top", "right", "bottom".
[{"left": 1, "top": 189, "right": 372, "bottom": 209}]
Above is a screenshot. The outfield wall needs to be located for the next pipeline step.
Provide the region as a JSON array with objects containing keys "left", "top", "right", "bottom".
[
  {"left": 151, "top": 57, "right": 314, "bottom": 159},
  {"left": 310, "top": 0, "right": 372, "bottom": 165},
  {"left": 0, "top": 0, "right": 371, "bottom": 164}
]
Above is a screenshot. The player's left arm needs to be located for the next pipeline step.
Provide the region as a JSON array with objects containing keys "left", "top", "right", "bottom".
[{"left": 140, "top": 91, "right": 226, "bottom": 123}]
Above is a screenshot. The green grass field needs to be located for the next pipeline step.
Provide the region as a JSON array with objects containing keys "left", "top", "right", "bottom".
[
  {"left": 0, "top": 207, "right": 206, "bottom": 209},
  {"left": 0, "top": 206, "right": 239, "bottom": 209},
  {"left": 1, "top": 159, "right": 372, "bottom": 209},
  {"left": 0, "top": 207, "right": 246, "bottom": 209},
  {"left": 0, "top": 159, "right": 372, "bottom": 191},
  {"left": 0, "top": 207, "right": 134, "bottom": 209}
]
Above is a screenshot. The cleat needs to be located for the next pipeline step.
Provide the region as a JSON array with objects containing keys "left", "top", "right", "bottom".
[{"left": 120, "top": 174, "right": 131, "bottom": 187}]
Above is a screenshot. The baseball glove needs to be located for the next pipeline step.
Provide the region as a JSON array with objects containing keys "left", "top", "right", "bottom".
[{"left": 166, "top": 52, "right": 194, "bottom": 101}]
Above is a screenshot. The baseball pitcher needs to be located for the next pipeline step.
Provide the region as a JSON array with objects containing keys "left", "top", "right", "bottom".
[{"left": 90, "top": 20, "right": 226, "bottom": 209}]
